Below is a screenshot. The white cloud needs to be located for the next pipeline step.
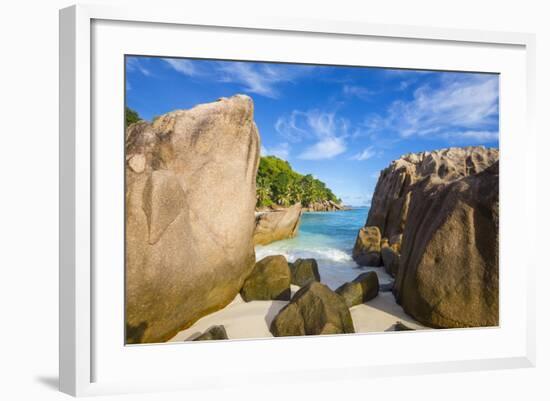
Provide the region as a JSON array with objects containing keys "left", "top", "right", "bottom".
[
  {"left": 342, "top": 84, "right": 372, "bottom": 100},
  {"left": 260, "top": 142, "right": 291, "bottom": 160},
  {"left": 350, "top": 146, "right": 376, "bottom": 161},
  {"left": 163, "top": 58, "right": 198, "bottom": 76},
  {"left": 275, "top": 109, "right": 349, "bottom": 160},
  {"left": 365, "top": 74, "right": 499, "bottom": 142},
  {"left": 299, "top": 137, "right": 347, "bottom": 160}
]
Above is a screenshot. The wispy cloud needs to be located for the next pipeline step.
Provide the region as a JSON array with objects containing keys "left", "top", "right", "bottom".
[
  {"left": 443, "top": 130, "right": 499, "bottom": 143},
  {"left": 216, "top": 62, "right": 294, "bottom": 98},
  {"left": 261, "top": 142, "right": 291, "bottom": 160},
  {"left": 342, "top": 84, "right": 373, "bottom": 100},
  {"left": 350, "top": 146, "right": 376, "bottom": 161},
  {"left": 127, "top": 57, "right": 151, "bottom": 76},
  {"left": 163, "top": 59, "right": 198, "bottom": 76},
  {"left": 275, "top": 110, "right": 350, "bottom": 160},
  {"left": 162, "top": 58, "right": 313, "bottom": 98},
  {"left": 364, "top": 74, "right": 499, "bottom": 142}
]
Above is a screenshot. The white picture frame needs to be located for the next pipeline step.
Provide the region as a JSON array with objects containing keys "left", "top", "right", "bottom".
[{"left": 59, "top": 3, "right": 536, "bottom": 397}]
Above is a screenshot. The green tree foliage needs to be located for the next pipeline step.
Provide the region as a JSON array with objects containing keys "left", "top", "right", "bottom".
[
  {"left": 125, "top": 106, "right": 141, "bottom": 128},
  {"left": 256, "top": 156, "right": 340, "bottom": 208}
]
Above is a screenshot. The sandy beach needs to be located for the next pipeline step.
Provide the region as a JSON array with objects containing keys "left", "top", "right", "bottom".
[{"left": 169, "top": 282, "right": 425, "bottom": 342}]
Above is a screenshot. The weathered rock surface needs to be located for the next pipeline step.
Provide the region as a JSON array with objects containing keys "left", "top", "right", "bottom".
[
  {"left": 289, "top": 258, "right": 321, "bottom": 287},
  {"left": 360, "top": 146, "right": 499, "bottom": 328},
  {"left": 352, "top": 226, "right": 382, "bottom": 266},
  {"left": 394, "top": 159, "right": 499, "bottom": 328},
  {"left": 270, "top": 282, "right": 355, "bottom": 336},
  {"left": 253, "top": 203, "right": 302, "bottom": 245},
  {"left": 381, "top": 244, "right": 400, "bottom": 277},
  {"left": 366, "top": 146, "right": 499, "bottom": 239},
  {"left": 335, "top": 271, "right": 380, "bottom": 307},
  {"left": 125, "top": 95, "right": 260, "bottom": 343},
  {"left": 240, "top": 255, "right": 291, "bottom": 302},
  {"left": 193, "top": 325, "right": 229, "bottom": 341}
]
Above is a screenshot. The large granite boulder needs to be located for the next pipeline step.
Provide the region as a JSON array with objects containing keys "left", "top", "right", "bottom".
[
  {"left": 270, "top": 282, "right": 355, "bottom": 336},
  {"left": 289, "top": 258, "right": 321, "bottom": 286},
  {"left": 335, "top": 271, "right": 379, "bottom": 307},
  {"left": 193, "top": 325, "right": 229, "bottom": 341},
  {"left": 240, "top": 255, "right": 291, "bottom": 302},
  {"left": 394, "top": 160, "right": 499, "bottom": 328},
  {"left": 125, "top": 95, "right": 260, "bottom": 343},
  {"left": 253, "top": 203, "right": 302, "bottom": 245},
  {"left": 352, "top": 226, "right": 382, "bottom": 266},
  {"left": 366, "top": 146, "right": 498, "bottom": 239}
]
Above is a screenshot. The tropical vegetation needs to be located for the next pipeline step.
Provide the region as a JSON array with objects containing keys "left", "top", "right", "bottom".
[
  {"left": 125, "top": 106, "right": 141, "bottom": 128},
  {"left": 256, "top": 156, "right": 340, "bottom": 208}
]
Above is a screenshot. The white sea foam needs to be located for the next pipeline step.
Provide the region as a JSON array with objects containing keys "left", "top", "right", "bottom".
[
  {"left": 255, "top": 243, "right": 392, "bottom": 290},
  {"left": 255, "top": 245, "right": 352, "bottom": 264}
]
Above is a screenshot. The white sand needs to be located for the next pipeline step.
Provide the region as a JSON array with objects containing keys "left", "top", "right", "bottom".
[
  {"left": 169, "top": 285, "right": 425, "bottom": 342},
  {"left": 350, "top": 292, "right": 426, "bottom": 332}
]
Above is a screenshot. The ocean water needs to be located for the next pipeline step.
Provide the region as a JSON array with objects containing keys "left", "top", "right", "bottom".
[{"left": 255, "top": 207, "right": 393, "bottom": 289}]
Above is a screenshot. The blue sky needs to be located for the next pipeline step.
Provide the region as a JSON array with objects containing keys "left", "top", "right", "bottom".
[{"left": 126, "top": 56, "right": 499, "bottom": 206}]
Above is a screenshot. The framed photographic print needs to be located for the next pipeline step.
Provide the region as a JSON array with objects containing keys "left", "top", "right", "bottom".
[{"left": 59, "top": 4, "right": 536, "bottom": 397}]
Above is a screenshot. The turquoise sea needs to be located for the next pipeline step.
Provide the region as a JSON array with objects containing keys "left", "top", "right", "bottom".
[{"left": 255, "top": 207, "right": 392, "bottom": 289}]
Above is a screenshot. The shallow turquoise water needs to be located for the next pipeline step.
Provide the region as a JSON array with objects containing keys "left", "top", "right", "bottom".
[{"left": 255, "top": 207, "right": 392, "bottom": 289}]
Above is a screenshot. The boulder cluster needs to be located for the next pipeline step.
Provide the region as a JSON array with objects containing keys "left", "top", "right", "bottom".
[
  {"left": 239, "top": 255, "right": 381, "bottom": 338},
  {"left": 352, "top": 146, "right": 499, "bottom": 328}
]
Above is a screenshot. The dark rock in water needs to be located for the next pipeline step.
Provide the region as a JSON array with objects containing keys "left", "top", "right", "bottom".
[
  {"left": 394, "top": 159, "right": 499, "bottom": 328},
  {"left": 240, "top": 255, "right": 291, "bottom": 302},
  {"left": 270, "top": 282, "right": 355, "bottom": 336},
  {"left": 253, "top": 203, "right": 302, "bottom": 245},
  {"left": 125, "top": 95, "right": 259, "bottom": 343},
  {"left": 352, "top": 226, "right": 382, "bottom": 266},
  {"left": 289, "top": 258, "right": 321, "bottom": 287},
  {"left": 193, "top": 325, "right": 229, "bottom": 341},
  {"left": 393, "top": 321, "right": 414, "bottom": 331},
  {"left": 335, "top": 271, "right": 379, "bottom": 307}
]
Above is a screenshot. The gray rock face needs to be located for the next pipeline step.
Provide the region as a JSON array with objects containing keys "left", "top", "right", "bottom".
[
  {"left": 352, "top": 226, "right": 382, "bottom": 266},
  {"left": 270, "top": 282, "right": 355, "bottom": 337},
  {"left": 289, "top": 258, "right": 321, "bottom": 287},
  {"left": 125, "top": 95, "right": 260, "bottom": 343},
  {"left": 335, "top": 271, "right": 380, "bottom": 307},
  {"left": 253, "top": 203, "right": 302, "bottom": 245},
  {"left": 240, "top": 255, "right": 291, "bottom": 302}
]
